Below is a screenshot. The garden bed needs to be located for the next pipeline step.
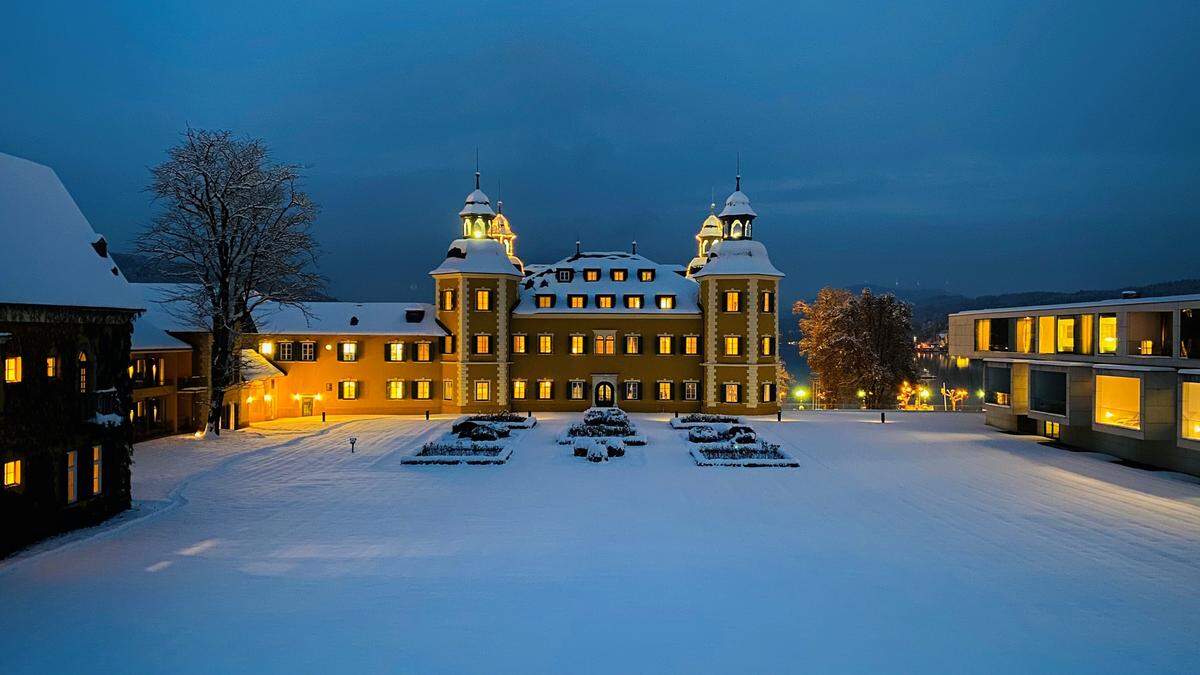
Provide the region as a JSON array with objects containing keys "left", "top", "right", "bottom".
[
  {"left": 677, "top": 420, "right": 798, "bottom": 468},
  {"left": 402, "top": 414, "right": 537, "bottom": 465},
  {"left": 669, "top": 413, "right": 743, "bottom": 429},
  {"left": 556, "top": 407, "right": 647, "bottom": 448}
]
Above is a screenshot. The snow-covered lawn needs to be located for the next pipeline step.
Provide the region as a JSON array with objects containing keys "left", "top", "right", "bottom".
[{"left": 2, "top": 412, "right": 1199, "bottom": 673}]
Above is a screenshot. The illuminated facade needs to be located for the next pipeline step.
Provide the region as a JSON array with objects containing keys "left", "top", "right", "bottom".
[{"left": 948, "top": 294, "right": 1200, "bottom": 476}]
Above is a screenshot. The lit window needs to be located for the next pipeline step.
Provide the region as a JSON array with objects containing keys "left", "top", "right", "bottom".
[
  {"left": 474, "top": 381, "right": 491, "bottom": 401},
  {"left": 583, "top": 269, "right": 600, "bottom": 282},
  {"left": 512, "top": 380, "right": 527, "bottom": 400},
  {"left": 339, "top": 380, "right": 358, "bottom": 400},
  {"left": 724, "top": 383, "right": 740, "bottom": 403},
  {"left": 684, "top": 381, "right": 699, "bottom": 401},
  {"left": 92, "top": 446, "right": 102, "bottom": 495},
  {"left": 761, "top": 382, "right": 775, "bottom": 402},
  {"left": 386, "top": 379, "right": 405, "bottom": 400},
  {"left": 475, "top": 334, "right": 492, "bottom": 355},
  {"left": 277, "top": 342, "right": 294, "bottom": 361},
  {"left": 46, "top": 356, "right": 58, "bottom": 378},
  {"left": 538, "top": 335, "right": 553, "bottom": 354},
  {"left": 638, "top": 269, "right": 655, "bottom": 282},
  {"left": 624, "top": 295, "right": 643, "bottom": 309},
  {"left": 684, "top": 336, "right": 699, "bottom": 355},
  {"left": 1139, "top": 339, "right": 1154, "bottom": 355},
  {"left": 443, "top": 380, "right": 454, "bottom": 401},
  {"left": 569, "top": 381, "right": 585, "bottom": 400},
  {"left": 258, "top": 341, "right": 275, "bottom": 357},
  {"left": 475, "top": 288, "right": 491, "bottom": 311},
  {"left": 1183, "top": 382, "right": 1200, "bottom": 441},
  {"left": 1043, "top": 420, "right": 1060, "bottom": 439},
  {"left": 415, "top": 380, "right": 431, "bottom": 400},
  {"left": 594, "top": 335, "right": 615, "bottom": 355},
  {"left": 724, "top": 336, "right": 741, "bottom": 356},
  {"left": 974, "top": 319, "right": 991, "bottom": 351},
  {"left": 656, "top": 295, "right": 676, "bottom": 310},
  {"left": 760, "top": 335, "right": 773, "bottom": 356},
  {"left": 339, "top": 342, "right": 358, "bottom": 362},
  {"left": 624, "top": 381, "right": 640, "bottom": 400},
  {"left": 611, "top": 269, "right": 627, "bottom": 281},
  {"left": 415, "top": 342, "right": 432, "bottom": 362},
  {"left": 66, "top": 451, "right": 77, "bottom": 504},
  {"left": 4, "top": 356, "right": 21, "bottom": 383},
  {"left": 442, "top": 335, "right": 455, "bottom": 354},
  {"left": 1056, "top": 317, "right": 1076, "bottom": 353},
  {"left": 761, "top": 291, "right": 775, "bottom": 313},
  {"left": 1037, "top": 316, "right": 1055, "bottom": 354},
  {"left": 1098, "top": 315, "right": 1118, "bottom": 354},
  {"left": 440, "top": 289, "right": 456, "bottom": 311},
  {"left": 624, "top": 335, "right": 641, "bottom": 354},
  {"left": 512, "top": 335, "right": 527, "bottom": 354},
  {"left": 1016, "top": 317, "right": 1034, "bottom": 353},
  {"left": 568, "top": 295, "right": 586, "bottom": 308},
  {"left": 657, "top": 381, "right": 673, "bottom": 400},
  {"left": 1094, "top": 374, "right": 1140, "bottom": 430},
  {"left": 536, "top": 295, "right": 554, "bottom": 309},
  {"left": 570, "top": 335, "right": 585, "bottom": 355},
  {"left": 724, "top": 291, "right": 740, "bottom": 312},
  {"left": 300, "top": 342, "right": 316, "bottom": 361},
  {"left": 538, "top": 380, "right": 553, "bottom": 400},
  {"left": 596, "top": 295, "right": 615, "bottom": 308},
  {"left": 77, "top": 352, "right": 88, "bottom": 392},
  {"left": 657, "top": 335, "right": 673, "bottom": 355},
  {"left": 3, "top": 459, "right": 21, "bottom": 488},
  {"left": 388, "top": 342, "right": 405, "bottom": 361}
]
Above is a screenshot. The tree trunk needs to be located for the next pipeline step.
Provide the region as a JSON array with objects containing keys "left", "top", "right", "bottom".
[{"left": 207, "top": 323, "right": 233, "bottom": 436}]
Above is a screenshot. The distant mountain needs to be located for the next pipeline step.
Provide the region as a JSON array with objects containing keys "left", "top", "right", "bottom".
[{"left": 113, "top": 251, "right": 337, "bottom": 301}]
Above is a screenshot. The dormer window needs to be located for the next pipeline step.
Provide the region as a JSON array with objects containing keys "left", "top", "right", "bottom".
[
  {"left": 610, "top": 269, "right": 628, "bottom": 281},
  {"left": 583, "top": 268, "right": 601, "bottom": 282},
  {"left": 624, "top": 295, "right": 644, "bottom": 309},
  {"left": 596, "top": 295, "right": 615, "bottom": 309},
  {"left": 536, "top": 295, "right": 555, "bottom": 309},
  {"left": 638, "top": 269, "right": 655, "bottom": 282},
  {"left": 556, "top": 269, "right": 573, "bottom": 283},
  {"left": 656, "top": 295, "right": 676, "bottom": 310},
  {"left": 568, "top": 294, "right": 587, "bottom": 309}
]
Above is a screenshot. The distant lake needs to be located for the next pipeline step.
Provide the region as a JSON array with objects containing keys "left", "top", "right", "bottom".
[{"left": 784, "top": 350, "right": 985, "bottom": 408}]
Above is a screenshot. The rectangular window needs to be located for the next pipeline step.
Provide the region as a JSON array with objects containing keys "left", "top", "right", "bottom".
[
  {"left": 538, "top": 334, "right": 553, "bottom": 354},
  {"left": 3, "top": 459, "right": 21, "bottom": 488},
  {"left": 594, "top": 334, "right": 615, "bottom": 355},
  {"left": 387, "top": 342, "right": 405, "bottom": 362},
  {"left": 415, "top": 342, "right": 432, "bottom": 362},
  {"left": 474, "top": 380, "right": 491, "bottom": 401},
  {"left": 610, "top": 269, "right": 627, "bottom": 281},
  {"left": 759, "top": 335, "right": 773, "bottom": 356},
  {"left": 4, "top": 356, "right": 21, "bottom": 383},
  {"left": 386, "top": 379, "right": 405, "bottom": 400},
  {"left": 512, "top": 380, "right": 527, "bottom": 400},
  {"left": 475, "top": 288, "right": 491, "bottom": 311},
  {"left": 300, "top": 342, "right": 316, "bottom": 361},
  {"left": 338, "top": 380, "right": 358, "bottom": 400},
  {"left": 596, "top": 295, "right": 615, "bottom": 309},
  {"left": 625, "top": 335, "right": 642, "bottom": 354},
  {"left": 277, "top": 342, "right": 294, "bottom": 361},
  {"left": 656, "top": 295, "right": 676, "bottom": 310},
  {"left": 984, "top": 366, "right": 1011, "bottom": 406},
  {"left": 1037, "top": 316, "right": 1055, "bottom": 354},
  {"left": 684, "top": 381, "right": 699, "bottom": 401},
  {"left": 684, "top": 335, "right": 700, "bottom": 355},
  {"left": 440, "top": 289, "right": 456, "bottom": 311},
  {"left": 474, "top": 334, "right": 492, "bottom": 355},
  {"left": 569, "top": 334, "right": 586, "bottom": 355},
  {"left": 624, "top": 295, "right": 643, "bottom": 309},
  {"left": 568, "top": 381, "right": 585, "bottom": 400},
  {"left": 724, "top": 291, "right": 740, "bottom": 312},
  {"left": 583, "top": 268, "right": 601, "bottom": 282},
  {"left": 1183, "top": 382, "right": 1200, "bottom": 441},
  {"left": 537, "top": 380, "right": 553, "bottom": 400},
  {"left": 92, "top": 446, "right": 102, "bottom": 495},
  {"left": 1030, "top": 370, "right": 1067, "bottom": 416},
  {"left": 761, "top": 291, "right": 775, "bottom": 313},
  {"left": 338, "top": 342, "right": 358, "bottom": 362},
  {"left": 443, "top": 379, "right": 454, "bottom": 401},
  {"left": 258, "top": 341, "right": 275, "bottom": 357},
  {"left": 723, "top": 383, "right": 740, "bottom": 404},
  {"left": 624, "top": 381, "right": 641, "bottom": 400},
  {"left": 1016, "top": 317, "right": 1034, "bottom": 353},
  {"left": 66, "top": 451, "right": 77, "bottom": 504},
  {"left": 974, "top": 319, "right": 992, "bottom": 351},
  {"left": 442, "top": 335, "right": 455, "bottom": 355},
  {"left": 657, "top": 335, "right": 673, "bottom": 355},
  {"left": 556, "top": 269, "right": 572, "bottom": 283},
  {"left": 638, "top": 269, "right": 655, "bottom": 282},
  {"left": 46, "top": 355, "right": 59, "bottom": 378},
  {"left": 568, "top": 294, "right": 587, "bottom": 308},
  {"left": 512, "top": 334, "right": 527, "bottom": 354},
  {"left": 1056, "top": 317, "right": 1076, "bottom": 353},
  {"left": 657, "top": 381, "right": 674, "bottom": 400},
  {"left": 1094, "top": 374, "right": 1141, "bottom": 430},
  {"left": 415, "top": 380, "right": 432, "bottom": 400},
  {"left": 536, "top": 295, "right": 555, "bottom": 308},
  {"left": 724, "top": 336, "right": 741, "bottom": 356},
  {"left": 761, "top": 382, "right": 775, "bottom": 402}
]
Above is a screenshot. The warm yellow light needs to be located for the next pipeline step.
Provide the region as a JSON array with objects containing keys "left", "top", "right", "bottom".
[
  {"left": 314, "top": 394, "right": 323, "bottom": 401},
  {"left": 259, "top": 341, "right": 274, "bottom": 356},
  {"left": 976, "top": 389, "right": 985, "bottom": 399},
  {"left": 955, "top": 357, "right": 970, "bottom": 369},
  {"left": 263, "top": 394, "right": 272, "bottom": 402},
  {"left": 856, "top": 389, "right": 866, "bottom": 398},
  {"left": 325, "top": 344, "right": 332, "bottom": 351},
  {"left": 919, "top": 389, "right": 931, "bottom": 400},
  {"left": 472, "top": 229, "right": 484, "bottom": 238},
  {"left": 292, "top": 394, "right": 301, "bottom": 401},
  {"left": 246, "top": 396, "right": 254, "bottom": 404},
  {"left": 793, "top": 387, "right": 808, "bottom": 400}
]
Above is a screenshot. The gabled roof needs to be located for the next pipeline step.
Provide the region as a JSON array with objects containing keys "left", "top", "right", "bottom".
[
  {"left": 131, "top": 315, "right": 192, "bottom": 352},
  {"left": 515, "top": 251, "right": 700, "bottom": 315},
  {"left": 0, "top": 152, "right": 143, "bottom": 311},
  {"left": 252, "top": 302, "right": 447, "bottom": 336},
  {"left": 240, "top": 349, "right": 285, "bottom": 382}
]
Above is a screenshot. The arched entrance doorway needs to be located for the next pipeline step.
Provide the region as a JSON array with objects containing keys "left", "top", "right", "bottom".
[{"left": 594, "top": 382, "right": 615, "bottom": 407}]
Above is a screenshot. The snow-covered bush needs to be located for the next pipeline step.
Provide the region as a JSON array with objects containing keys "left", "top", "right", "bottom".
[
  {"left": 415, "top": 441, "right": 505, "bottom": 457},
  {"left": 451, "top": 420, "right": 510, "bottom": 440},
  {"left": 693, "top": 440, "right": 786, "bottom": 460},
  {"left": 687, "top": 424, "right": 756, "bottom": 443},
  {"left": 572, "top": 437, "right": 623, "bottom": 461},
  {"left": 586, "top": 442, "right": 607, "bottom": 462},
  {"left": 679, "top": 413, "right": 740, "bottom": 425}
]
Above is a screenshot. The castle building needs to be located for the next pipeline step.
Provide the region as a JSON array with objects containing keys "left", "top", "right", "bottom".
[{"left": 153, "top": 172, "right": 784, "bottom": 422}]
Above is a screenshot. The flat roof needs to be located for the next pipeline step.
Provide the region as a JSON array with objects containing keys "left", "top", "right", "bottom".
[{"left": 950, "top": 293, "right": 1200, "bottom": 317}]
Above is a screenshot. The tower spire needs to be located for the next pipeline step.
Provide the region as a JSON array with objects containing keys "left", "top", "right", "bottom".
[
  {"left": 735, "top": 152, "right": 741, "bottom": 191},
  {"left": 474, "top": 148, "right": 480, "bottom": 189}
]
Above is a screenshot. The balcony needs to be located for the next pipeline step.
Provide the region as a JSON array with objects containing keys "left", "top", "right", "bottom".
[{"left": 83, "top": 389, "right": 124, "bottom": 424}]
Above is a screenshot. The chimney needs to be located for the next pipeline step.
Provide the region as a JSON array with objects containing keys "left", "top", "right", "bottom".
[{"left": 1121, "top": 290, "right": 1139, "bottom": 299}]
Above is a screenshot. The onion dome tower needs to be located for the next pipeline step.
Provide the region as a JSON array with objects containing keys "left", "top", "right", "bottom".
[
  {"left": 718, "top": 165, "right": 757, "bottom": 240},
  {"left": 686, "top": 200, "right": 725, "bottom": 277},
  {"left": 459, "top": 168, "right": 496, "bottom": 240}
]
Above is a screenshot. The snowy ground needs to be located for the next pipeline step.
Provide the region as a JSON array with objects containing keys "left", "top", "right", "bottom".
[{"left": 2, "top": 412, "right": 1199, "bottom": 673}]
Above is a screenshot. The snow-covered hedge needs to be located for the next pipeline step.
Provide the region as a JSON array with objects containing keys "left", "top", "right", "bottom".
[
  {"left": 686, "top": 424, "right": 757, "bottom": 444},
  {"left": 401, "top": 439, "right": 513, "bottom": 465},
  {"left": 669, "top": 414, "right": 742, "bottom": 429},
  {"left": 558, "top": 407, "right": 646, "bottom": 447},
  {"left": 572, "top": 437, "right": 624, "bottom": 461},
  {"left": 688, "top": 440, "right": 798, "bottom": 468},
  {"left": 458, "top": 412, "right": 538, "bottom": 428}
]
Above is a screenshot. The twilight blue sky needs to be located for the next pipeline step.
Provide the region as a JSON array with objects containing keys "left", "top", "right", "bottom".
[{"left": 2, "top": 1, "right": 1197, "bottom": 302}]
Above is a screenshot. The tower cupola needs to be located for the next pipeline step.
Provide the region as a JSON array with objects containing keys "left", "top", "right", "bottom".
[
  {"left": 488, "top": 196, "right": 522, "bottom": 270},
  {"left": 718, "top": 166, "right": 756, "bottom": 240},
  {"left": 686, "top": 200, "right": 725, "bottom": 277},
  {"left": 459, "top": 168, "right": 496, "bottom": 239}
]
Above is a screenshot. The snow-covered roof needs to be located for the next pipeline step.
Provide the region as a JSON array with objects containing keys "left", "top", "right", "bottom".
[
  {"left": 698, "top": 213, "right": 723, "bottom": 238},
  {"left": 429, "top": 238, "right": 522, "bottom": 276},
  {"left": 514, "top": 251, "right": 700, "bottom": 315},
  {"left": 0, "top": 152, "right": 143, "bottom": 312},
  {"left": 131, "top": 315, "right": 192, "bottom": 352},
  {"left": 692, "top": 239, "right": 783, "bottom": 278},
  {"left": 718, "top": 190, "right": 757, "bottom": 218},
  {"left": 133, "top": 282, "right": 207, "bottom": 332},
  {"left": 240, "top": 349, "right": 284, "bottom": 382},
  {"left": 458, "top": 188, "right": 495, "bottom": 217},
  {"left": 950, "top": 293, "right": 1200, "bottom": 317},
  {"left": 253, "top": 302, "right": 447, "bottom": 336}
]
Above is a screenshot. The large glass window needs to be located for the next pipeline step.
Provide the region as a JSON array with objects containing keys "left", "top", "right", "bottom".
[
  {"left": 1129, "top": 311, "right": 1171, "bottom": 356},
  {"left": 984, "top": 366, "right": 1011, "bottom": 406},
  {"left": 1094, "top": 375, "right": 1141, "bottom": 430},
  {"left": 1099, "top": 314, "right": 1118, "bottom": 354},
  {"left": 1183, "top": 382, "right": 1200, "bottom": 441},
  {"left": 1016, "top": 317, "right": 1033, "bottom": 353},
  {"left": 1056, "top": 317, "right": 1076, "bottom": 353},
  {"left": 1037, "top": 316, "right": 1055, "bottom": 354},
  {"left": 1182, "top": 309, "right": 1199, "bottom": 359},
  {"left": 1030, "top": 370, "right": 1067, "bottom": 416},
  {"left": 975, "top": 319, "right": 992, "bottom": 351}
]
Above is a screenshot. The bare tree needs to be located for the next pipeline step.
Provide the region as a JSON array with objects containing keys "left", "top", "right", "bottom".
[{"left": 139, "top": 129, "right": 322, "bottom": 435}]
